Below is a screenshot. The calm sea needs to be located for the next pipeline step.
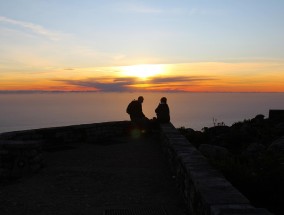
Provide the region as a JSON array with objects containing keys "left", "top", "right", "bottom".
[{"left": 0, "top": 92, "right": 283, "bottom": 133}]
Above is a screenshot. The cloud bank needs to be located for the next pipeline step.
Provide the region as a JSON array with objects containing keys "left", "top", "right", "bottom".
[{"left": 56, "top": 76, "right": 217, "bottom": 92}]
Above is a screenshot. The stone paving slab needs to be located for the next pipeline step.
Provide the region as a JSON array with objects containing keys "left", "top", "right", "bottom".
[{"left": 0, "top": 135, "right": 188, "bottom": 215}]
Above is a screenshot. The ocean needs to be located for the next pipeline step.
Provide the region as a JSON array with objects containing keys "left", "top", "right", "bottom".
[{"left": 0, "top": 92, "right": 284, "bottom": 133}]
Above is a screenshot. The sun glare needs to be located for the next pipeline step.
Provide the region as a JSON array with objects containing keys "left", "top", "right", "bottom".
[{"left": 120, "top": 64, "right": 164, "bottom": 79}]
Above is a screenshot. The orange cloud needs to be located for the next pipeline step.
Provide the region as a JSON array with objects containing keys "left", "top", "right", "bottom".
[{"left": 1, "top": 61, "right": 284, "bottom": 92}]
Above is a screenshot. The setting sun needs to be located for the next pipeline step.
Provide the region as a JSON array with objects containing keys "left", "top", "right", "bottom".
[{"left": 120, "top": 64, "right": 165, "bottom": 79}]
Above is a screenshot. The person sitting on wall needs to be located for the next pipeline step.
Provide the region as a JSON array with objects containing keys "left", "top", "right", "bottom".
[
  {"left": 155, "top": 97, "right": 170, "bottom": 123},
  {"left": 126, "top": 96, "right": 149, "bottom": 129}
]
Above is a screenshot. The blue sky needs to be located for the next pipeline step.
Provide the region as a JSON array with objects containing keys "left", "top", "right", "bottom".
[{"left": 1, "top": 0, "right": 284, "bottom": 92}]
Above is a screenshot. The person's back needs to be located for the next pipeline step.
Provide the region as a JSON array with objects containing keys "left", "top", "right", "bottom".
[
  {"left": 155, "top": 97, "right": 170, "bottom": 123},
  {"left": 127, "top": 100, "right": 144, "bottom": 121},
  {"left": 127, "top": 96, "right": 150, "bottom": 133},
  {"left": 126, "top": 96, "right": 145, "bottom": 121}
]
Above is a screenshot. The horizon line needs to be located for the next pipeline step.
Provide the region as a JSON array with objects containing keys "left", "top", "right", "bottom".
[{"left": 0, "top": 90, "right": 284, "bottom": 94}]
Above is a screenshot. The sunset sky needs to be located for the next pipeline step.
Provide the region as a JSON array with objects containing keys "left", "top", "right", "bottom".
[{"left": 1, "top": 0, "right": 284, "bottom": 92}]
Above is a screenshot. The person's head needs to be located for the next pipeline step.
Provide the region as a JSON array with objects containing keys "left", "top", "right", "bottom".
[
  {"left": 138, "top": 96, "right": 144, "bottom": 103},
  {"left": 160, "top": 97, "right": 167, "bottom": 103}
]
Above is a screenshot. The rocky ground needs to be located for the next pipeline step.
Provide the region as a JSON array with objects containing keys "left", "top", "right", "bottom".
[{"left": 179, "top": 114, "right": 284, "bottom": 215}]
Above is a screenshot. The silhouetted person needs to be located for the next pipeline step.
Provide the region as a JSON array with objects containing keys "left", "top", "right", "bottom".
[
  {"left": 155, "top": 97, "right": 170, "bottom": 123},
  {"left": 126, "top": 96, "right": 149, "bottom": 129}
]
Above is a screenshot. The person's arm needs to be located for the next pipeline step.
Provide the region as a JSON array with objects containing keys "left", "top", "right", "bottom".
[
  {"left": 166, "top": 104, "right": 170, "bottom": 115},
  {"left": 155, "top": 104, "right": 160, "bottom": 113},
  {"left": 138, "top": 103, "right": 145, "bottom": 117}
]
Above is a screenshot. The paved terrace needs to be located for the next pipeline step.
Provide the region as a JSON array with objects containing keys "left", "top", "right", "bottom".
[
  {"left": 0, "top": 121, "right": 273, "bottom": 215},
  {"left": 0, "top": 127, "right": 188, "bottom": 215}
]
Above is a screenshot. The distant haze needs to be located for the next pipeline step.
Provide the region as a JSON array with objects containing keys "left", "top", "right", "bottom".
[{"left": 1, "top": 92, "right": 283, "bottom": 133}]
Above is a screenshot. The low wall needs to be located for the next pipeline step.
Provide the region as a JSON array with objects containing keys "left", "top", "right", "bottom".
[
  {"left": 0, "top": 121, "right": 132, "bottom": 149},
  {"left": 159, "top": 123, "right": 272, "bottom": 215},
  {"left": 0, "top": 121, "right": 132, "bottom": 181}
]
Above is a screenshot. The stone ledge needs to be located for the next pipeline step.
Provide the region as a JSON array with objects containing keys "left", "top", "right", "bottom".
[
  {"left": 159, "top": 123, "right": 273, "bottom": 215},
  {"left": 0, "top": 121, "right": 132, "bottom": 149},
  {"left": 0, "top": 121, "right": 132, "bottom": 181}
]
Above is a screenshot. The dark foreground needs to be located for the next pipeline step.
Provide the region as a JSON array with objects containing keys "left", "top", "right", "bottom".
[{"left": 0, "top": 134, "right": 188, "bottom": 215}]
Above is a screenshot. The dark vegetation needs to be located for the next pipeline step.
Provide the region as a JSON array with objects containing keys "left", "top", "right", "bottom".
[{"left": 178, "top": 115, "right": 284, "bottom": 215}]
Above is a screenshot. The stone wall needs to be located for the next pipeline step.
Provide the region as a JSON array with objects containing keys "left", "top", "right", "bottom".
[
  {"left": 0, "top": 121, "right": 132, "bottom": 181},
  {"left": 159, "top": 123, "right": 272, "bottom": 215},
  {"left": 0, "top": 121, "right": 132, "bottom": 149}
]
